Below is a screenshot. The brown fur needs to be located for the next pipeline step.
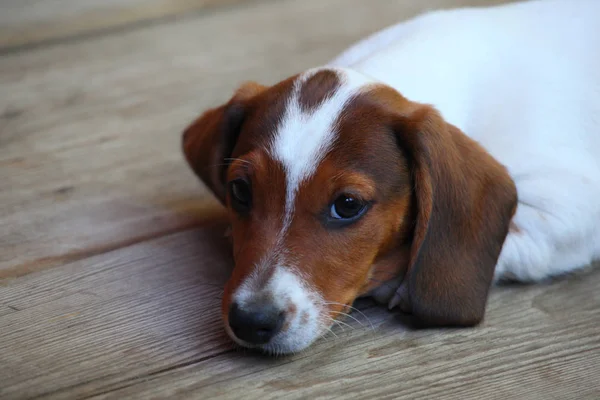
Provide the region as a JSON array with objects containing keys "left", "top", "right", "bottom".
[
  {"left": 182, "top": 76, "right": 517, "bottom": 330},
  {"left": 363, "top": 86, "right": 518, "bottom": 325},
  {"left": 298, "top": 70, "right": 341, "bottom": 113}
]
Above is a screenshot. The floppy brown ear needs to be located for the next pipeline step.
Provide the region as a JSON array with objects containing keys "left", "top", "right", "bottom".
[
  {"left": 182, "top": 82, "right": 266, "bottom": 204},
  {"left": 389, "top": 104, "right": 517, "bottom": 326}
]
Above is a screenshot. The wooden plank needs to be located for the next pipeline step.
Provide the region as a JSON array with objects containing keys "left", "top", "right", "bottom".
[
  {"left": 83, "top": 269, "right": 600, "bottom": 400},
  {"left": 0, "top": 0, "right": 259, "bottom": 51},
  {"left": 6, "top": 0, "right": 598, "bottom": 398},
  {"left": 0, "top": 304, "right": 18, "bottom": 317},
  {"left": 1, "top": 227, "right": 598, "bottom": 399},
  {"left": 0, "top": 226, "right": 233, "bottom": 399},
  {"left": 0, "top": 0, "right": 519, "bottom": 276}
]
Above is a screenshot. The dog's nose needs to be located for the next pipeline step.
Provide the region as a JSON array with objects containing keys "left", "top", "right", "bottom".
[{"left": 228, "top": 303, "right": 284, "bottom": 345}]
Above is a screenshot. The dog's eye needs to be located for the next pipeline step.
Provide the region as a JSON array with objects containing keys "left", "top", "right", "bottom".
[
  {"left": 228, "top": 179, "right": 252, "bottom": 213},
  {"left": 330, "top": 195, "right": 367, "bottom": 220}
]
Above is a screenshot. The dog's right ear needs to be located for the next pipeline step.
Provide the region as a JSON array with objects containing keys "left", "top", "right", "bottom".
[{"left": 182, "top": 82, "right": 266, "bottom": 204}]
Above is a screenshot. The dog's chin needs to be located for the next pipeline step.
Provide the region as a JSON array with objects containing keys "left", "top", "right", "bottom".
[{"left": 224, "top": 317, "right": 331, "bottom": 355}]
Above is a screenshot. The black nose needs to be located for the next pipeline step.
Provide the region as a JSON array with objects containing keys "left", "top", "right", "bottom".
[{"left": 228, "top": 303, "right": 285, "bottom": 345}]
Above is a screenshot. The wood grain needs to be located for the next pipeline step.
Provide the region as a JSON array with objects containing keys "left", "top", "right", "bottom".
[
  {"left": 1, "top": 227, "right": 598, "bottom": 399},
  {"left": 0, "top": 0, "right": 261, "bottom": 52}
]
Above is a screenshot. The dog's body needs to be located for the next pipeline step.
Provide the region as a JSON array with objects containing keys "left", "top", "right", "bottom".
[
  {"left": 183, "top": 0, "right": 600, "bottom": 354},
  {"left": 331, "top": 0, "right": 600, "bottom": 285}
]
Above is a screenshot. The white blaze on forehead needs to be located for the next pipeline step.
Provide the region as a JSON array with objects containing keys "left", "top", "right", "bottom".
[{"left": 269, "top": 67, "right": 375, "bottom": 225}]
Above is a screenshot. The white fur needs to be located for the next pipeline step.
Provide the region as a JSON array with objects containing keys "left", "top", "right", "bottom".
[
  {"left": 330, "top": 0, "right": 600, "bottom": 283},
  {"left": 231, "top": 265, "right": 325, "bottom": 354},
  {"left": 269, "top": 67, "right": 374, "bottom": 228},
  {"left": 231, "top": 0, "right": 600, "bottom": 352}
]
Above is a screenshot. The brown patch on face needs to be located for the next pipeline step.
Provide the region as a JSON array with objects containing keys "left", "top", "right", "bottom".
[
  {"left": 300, "top": 312, "right": 309, "bottom": 325},
  {"left": 298, "top": 70, "right": 341, "bottom": 113},
  {"left": 280, "top": 303, "right": 297, "bottom": 333},
  {"left": 220, "top": 151, "right": 289, "bottom": 316},
  {"left": 281, "top": 302, "right": 297, "bottom": 334},
  {"left": 287, "top": 303, "right": 297, "bottom": 316}
]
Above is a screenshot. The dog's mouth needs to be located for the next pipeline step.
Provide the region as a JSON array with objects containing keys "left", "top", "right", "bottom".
[
  {"left": 223, "top": 302, "right": 334, "bottom": 355},
  {"left": 222, "top": 288, "right": 360, "bottom": 355}
]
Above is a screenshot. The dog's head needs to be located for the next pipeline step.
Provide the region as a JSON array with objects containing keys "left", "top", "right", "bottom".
[{"left": 182, "top": 68, "right": 517, "bottom": 354}]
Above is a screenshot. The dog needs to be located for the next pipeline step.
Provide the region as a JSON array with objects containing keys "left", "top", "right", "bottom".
[{"left": 182, "top": 0, "right": 600, "bottom": 354}]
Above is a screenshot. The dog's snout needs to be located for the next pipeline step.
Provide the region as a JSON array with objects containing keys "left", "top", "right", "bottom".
[{"left": 228, "top": 303, "right": 285, "bottom": 345}]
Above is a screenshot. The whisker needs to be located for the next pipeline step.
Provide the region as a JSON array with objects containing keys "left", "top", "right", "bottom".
[
  {"left": 203, "top": 157, "right": 254, "bottom": 171},
  {"left": 331, "top": 320, "right": 345, "bottom": 333},
  {"left": 273, "top": 344, "right": 282, "bottom": 358},
  {"left": 329, "top": 310, "right": 363, "bottom": 327},
  {"left": 224, "top": 157, "right": 253, "bottom": 165},
  {"left": 319, "top": 315, "right": 342, "bottom": 340},
  {"left": 323, "top": 301, "right": 375, "bottom": 331},
  {"left": 324, "top": 326, "right": 338, "bottom": 339},
  {"left": 346, "top": 308, "right": 375, "bottom": 331},
  {"left": 332, "top": 319, "right": 354, "bottom": 331}
]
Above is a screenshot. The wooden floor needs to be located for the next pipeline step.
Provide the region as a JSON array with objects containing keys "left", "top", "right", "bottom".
[{"left": 1, "top": 0, "right": 599, "bottom": 398}]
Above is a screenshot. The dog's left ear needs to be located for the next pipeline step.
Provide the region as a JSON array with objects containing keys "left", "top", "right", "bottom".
[
  {"left": 182, "top": 82, "right": 266, "bottom": 204},
  {"left": 389, "top": 102, "right": 517, "bottom": 326}
]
